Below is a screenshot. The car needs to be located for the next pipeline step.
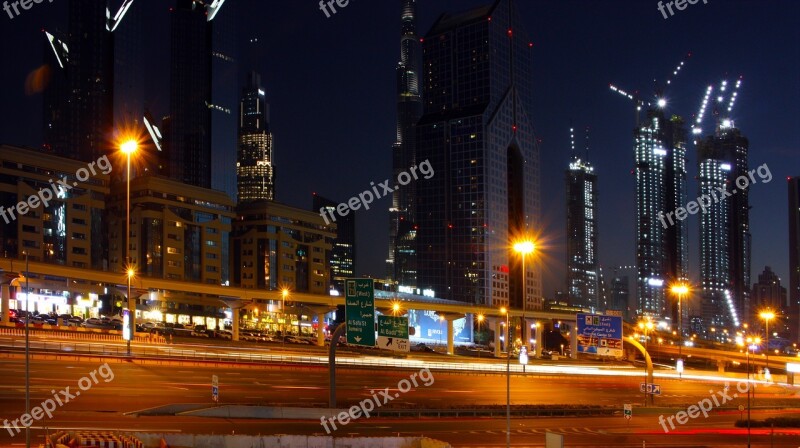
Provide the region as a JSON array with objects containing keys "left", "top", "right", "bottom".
[
  {"left": 191, "top": 325, "right": 209, "bottom": 337},
  {"left": 214, "top": 329, "right": 233, "bottom": 340},
  {"left": 540, "top": 350, "right": 554, "bottom": 360},
  {"left": 412, "top": 343, "right": 435, "bottom": 353}
]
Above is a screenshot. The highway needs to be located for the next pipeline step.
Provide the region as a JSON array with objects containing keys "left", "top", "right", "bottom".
[{"left": 1, "top": 355, "right": 799, "bottom": 447}]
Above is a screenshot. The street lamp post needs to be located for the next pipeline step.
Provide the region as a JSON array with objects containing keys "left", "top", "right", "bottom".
[
  {"left": 121, "top": 140, "right": 138, "bottom": 356},
  {"left": 24, "top": 252, "right": 30, "bottom": 448},
  {"left": 500, "top": 306, "right": 510, "bottom": 448},
  {"left": 670, "top": 283, "right": 689, "bottom": 377},
  {"left": 759, "top": 310, "right": 775, "bottom": 378}
]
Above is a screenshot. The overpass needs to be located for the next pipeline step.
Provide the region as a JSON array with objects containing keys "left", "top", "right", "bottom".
[{"left": 0, "top": 257, "right": 579, "bottom": 356}]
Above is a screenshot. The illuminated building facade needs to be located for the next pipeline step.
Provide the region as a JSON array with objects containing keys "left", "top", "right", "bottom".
[
  {"left": 312, "top": 194, "right": 354, "bottom": 294},
  {"left": 696, "top": 124, "right": 749, "bottom": 334},
  {"left": 237, "top": 72, "right": 275, "bottom": 203},
  {"left": 790, "top": 176, "right": 800, "bottom": 341},
  {"left": 635, "top": 109, "right": 688, "bottom": 321},
  {"left": 415, "top": 0, "right": 542, "bottom": 310},
  {"left": 388, "top": 0, "right": 423, "bottom": 286},
  {"left": 566, "top": 155, "right": 598, "bottom": 310},
  {"left": 231, "top": 201, "right": 334, "bottom": 295},
  {"left": 108, "top": 175, "right": 234, "bottom": 284}
]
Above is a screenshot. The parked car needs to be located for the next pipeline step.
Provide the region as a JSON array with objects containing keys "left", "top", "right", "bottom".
[
  {"left": 214, "top": 329, "right": 232, "bottom": 340},
  {"left": 191, "top": 325, "right": 209, "bottom": 337}
]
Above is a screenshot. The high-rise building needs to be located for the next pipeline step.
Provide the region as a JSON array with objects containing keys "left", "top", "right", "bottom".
[
  {"left": 168, "top": 0, "right": 214, "bottom": 188},
  {"left": 635, "top": 108, "right": 688, "bottom": 323},
  {"left": 566, "top": 148, "right": 598, "bottom": 310},
  {"left": 313, "top": 194, "right": 355, "bottom": 293},
  {"left": 237, "top": 72, "right": 275, "bottom": 203},
  {"left": 751, "top": 266, "right": 786, "bottom": 314},
  {"left": 696, "top": 122, "right": 749, "bottom": 334},
  {"left": 43, "top": 0, "right": 115, "bottom": 162},
  {"left": 210, "top": 0, "right": 239, "bottom": 200},
  {"left": 415, "top": 0, "right": 541, "bottom": 309},
  {"left": 788, "top": 176, "right": 800, "bottom": 341},
  {"left": 388, "top": 0, "right": 423, "bottom": 285},
  {"left": 231, "top": 201, "right": 334, "bottom": 295}
]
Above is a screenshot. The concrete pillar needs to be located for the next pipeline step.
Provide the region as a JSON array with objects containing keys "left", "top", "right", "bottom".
[
  {"left": 494, "top": 319, "right": 501, "bottom": 358},
  {"left": 571, "top": 326, "right": 578, "bottom": 359},
  {"left": 232, "top": 308, "right": 240, "bottom": 342},
  {"left": 446, "top": 318, "right": 454, "bottom": 355},
  {"left": 717, "top": 359, "right": 726, "bottom": 373},
  {"left": 317, "top": 312, "right": 326, "bottom": 347},
  {"left": 503, "top": 320, "right": 509, "bottom": 353},
  {"left": 1, "top": 284, "right": 9, "bottom": 325}
]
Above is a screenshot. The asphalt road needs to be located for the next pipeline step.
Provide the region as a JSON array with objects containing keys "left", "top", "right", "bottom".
[{"left": 1, "top": 357, "right": 799, "bottom": 447}]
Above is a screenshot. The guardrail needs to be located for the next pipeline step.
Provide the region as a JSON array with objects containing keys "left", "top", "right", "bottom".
[{"left": 0, "top": 325, "right": 162, "bottom": 343}]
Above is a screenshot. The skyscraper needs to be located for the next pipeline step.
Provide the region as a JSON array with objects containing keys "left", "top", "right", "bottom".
[
  {"left": 313, "top": 193, "right": 355, "bottom": 293},
  {"left": 237, "top": 72, "right": 275, "bottom": 203},
  {"left": 415, "top": 0, "right": 541, "bottom": 309},
  {"left": 43, "top": 0, "right": 115, "bottom": 162},
  {"left": 696, "top": 121, "right": 749, "bottom": 334},
  {"left": 565, "top": 135, "right": 598, "bottom": 310},
  {"left": 788, "top": 176, "right": 800, "bottom": 341},
  {"left": 168, "top": 0, "right": 213, "bottom": 188},
  {"left": 751, "top": 266, "right": 786, "bottom": 315},
  {"left": 636, "top": 107, "right": 688, "bottom": 322},
  {"left": 388, "top": 0, "right": 423, "bottom": 286}
]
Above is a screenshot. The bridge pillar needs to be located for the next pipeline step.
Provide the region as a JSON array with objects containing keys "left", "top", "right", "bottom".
[
  {"left": 570, "top": 327, "right": 578, "bottom": 359},
  {"left": 316, "top": 312, "right": 326, "bottom": 347},
  {"left": 717, "top": 359, "right": 726, "bottom": 373},
  {"left": 446, "top": 318, "right": 454, "bottom": 355},
  {"left": 232, "top": 308, "right": 240, "bottom": 342},
  {"left": 1, "top": 284, "right": 9, "bottom": 325}
]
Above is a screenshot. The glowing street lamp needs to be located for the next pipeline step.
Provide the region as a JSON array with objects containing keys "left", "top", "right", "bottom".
[
  {"left": 120, "top": 138, "right": 138, "bottom": 356},
  {"left": 759, "top": 310, "right": 775, "bottom": 376}
]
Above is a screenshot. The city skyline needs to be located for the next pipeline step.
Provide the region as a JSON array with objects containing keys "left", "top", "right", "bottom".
[{"left": 0, "top": 0, "right": 797, "bottom": 304}]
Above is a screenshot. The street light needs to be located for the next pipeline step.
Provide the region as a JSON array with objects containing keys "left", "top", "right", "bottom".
[
  {"left": 120, "top": 139, "right": 138, "bottom": 356},
  {"left": 742, "top": 335, "right": 760, "bottom": 447},
  {"left": 670, "top": 283, "right": 689, "bottom": 377},
  {"left": 500, "top": 306, "right": 511, "bottom": 448},
  {"left": 759, "top": 310, "right": 775, "bottom": 378}
]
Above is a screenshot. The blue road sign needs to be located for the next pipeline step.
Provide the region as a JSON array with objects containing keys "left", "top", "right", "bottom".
[{"left": 577, "top": 313, "right": 623, "bottom": 357}]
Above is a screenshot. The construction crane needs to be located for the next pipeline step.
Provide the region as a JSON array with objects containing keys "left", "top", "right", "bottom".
[
  {"left": 609, "top": 53, "right": 691, "bottom": 126},
  {"left": 691, "top": 75, "right": 742, "bottom": 136}
]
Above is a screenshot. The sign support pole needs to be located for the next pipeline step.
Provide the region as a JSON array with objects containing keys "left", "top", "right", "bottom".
[{"left": 329, "top": 322, "right": 347, "bottom": 408}]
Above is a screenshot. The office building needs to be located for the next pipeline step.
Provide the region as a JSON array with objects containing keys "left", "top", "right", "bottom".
[
  {"left": 0, "top": 145, "right": 110, "bottom": 269},
  {"left": 231, "top": 201, "right": 335, "bottom": 295},
  {"left": 788, "top": 176, "right": 800, "bottom": 341},
  {"left": 388, "top": 0, "right": 423, "bottom": 285},
  {"left": 312, "top": 194, "right": 355, "bottom": 294},
  {"left": 415, "top": 0, "right": 542, "bottom": 310},
  {"left": 237, "top": 72, "right": 275, "bottom": 203},
  {"left": 566, "top": 152, "right": 598, "bottom": 310},
  {"left": 168, "top": 0, "right": 214, "bottom": 188},
  {"left": 107, "top": 175, "right": 234, "bottom": 284},
  {"left": 43, "top": 0, "right": 114, "bottom": 163},
  {"left": 751, "top": 266, "right": 786, "bottom": 315},
  {"left": 634, "top": 108, "right": 688, "bottom": 322},
  {"left": 696, "top": 122, "right": 750, "bottom": 334}
]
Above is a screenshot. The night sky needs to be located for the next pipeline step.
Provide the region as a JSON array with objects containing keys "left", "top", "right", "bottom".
[{"left": 0, "top": 0, "right": 798, "bottom": 300}]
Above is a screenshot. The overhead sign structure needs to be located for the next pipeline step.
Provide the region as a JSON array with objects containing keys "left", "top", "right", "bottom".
[
  {"left": 576, "top": 313, "right": 623, "bottom": 357},
  {"left": 345, "top": 279, "right": 376, "bottom": 347},
  {"left": 211, "top": 375, "right": 219, "bottom": 402},
  {"left": 377, "top": 315, "right": 409, "bottom": 352},
  {"left": 623, "top": 403, "right": 632, "bottom": 420},
  {"left": 640, "top": 383, "right": 661, "bottom": 395}
]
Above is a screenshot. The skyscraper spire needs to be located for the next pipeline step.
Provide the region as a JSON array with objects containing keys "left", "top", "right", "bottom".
[{"left": 388, "top": 0, "right": 423, "bottom": 285}]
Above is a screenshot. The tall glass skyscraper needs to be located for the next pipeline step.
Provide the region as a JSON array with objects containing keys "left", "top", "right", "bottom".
[
  {"left": 696, "top": 122, "right": 750, "bottom": 335},
  {"left": 415, "top": 0, "right": 541, "bottom": 309},
  {"left": 566, "top": 152, "right": 598, "bottom": 311},
  {"left": 313, "top": 194, "right": 355, "bottom": 294},
  {"left": 168, "top": 0, "right": 213, "bottom": 188},
  {"left": 237, "top": 72, "right": 274, "bottom": 203},
  {"left": 789, "top": 176, "right": 800, "bottom": 342},
  {"left": 635, "top": 108, "right": 688, "bottom": 321},
  {"left": 388, "top": 0, "right": 423, "bottom": 286}
]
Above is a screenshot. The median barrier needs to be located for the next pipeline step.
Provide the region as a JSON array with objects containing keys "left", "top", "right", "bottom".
[{"left": 131, "top": 433, "right": 451, "bottom": 448}]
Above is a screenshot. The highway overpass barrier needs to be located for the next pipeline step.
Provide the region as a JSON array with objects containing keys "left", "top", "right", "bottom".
[
  {"left": 129, "top": 434, "right": 451, "bottom": 448},
  {"left": 0, "top": 323, "right": 161, "bottom": 343},
  {"left": 40, "top": 431, "right": 143, "bottom": 448}
]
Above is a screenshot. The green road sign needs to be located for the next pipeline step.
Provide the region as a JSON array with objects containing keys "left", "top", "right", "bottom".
[
  {"left": 377, "top": 315, "right": 409, "bottom": 351},
  {"left": 345, "top": 278, "right": 375, "bottom": 346}
]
